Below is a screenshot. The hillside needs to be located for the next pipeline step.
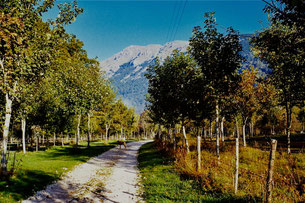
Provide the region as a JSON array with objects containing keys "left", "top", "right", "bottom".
[{"left": 100, "top": 36, "right": 268, "bottom": 113}]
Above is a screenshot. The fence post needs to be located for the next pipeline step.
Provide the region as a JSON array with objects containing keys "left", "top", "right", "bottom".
[
  {"left": 197, "top": 136, "right": 201, "bottom": 172},
  {"left": 266, "top": 139, "right": 277, "bottom": 203},
  {"left": 234, "top": 138, "right": 239, "bottom": 194}
]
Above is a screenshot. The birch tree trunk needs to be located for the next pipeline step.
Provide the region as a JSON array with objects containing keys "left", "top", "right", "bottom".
[
  {"left": 285, "top": 103, "right": 292, "bottom": 154},
  {"left": 242, "top": 117, "right": 248, "bottom": 147},
  {"left": 61, "top": 134, "right": 64, "bottom": 147},
  {"left": 182, "top": 125, "right": 190, "bottom": 153},
  {"left": 120, "top": 127, "right": 123, "bottom": 140},
  {"left": 197, "top": 135, "right": 201, "bottom": 172},
  {"left": 234, "top": 137, "right": 239, "bottom": 194},
  {"left": 221, "top": 117, "right": 225, "bottom": 142},
  {"left": 53, "top": 133, "right": 56, "bottom": 146},
  {"left": 76, "top": 114, "right": 81, "bottom": 146},
  {"left": 236, "top": 118, "right": 240, "bottom": 139},
  {"left": 1, "top": 93, "right": 13, "bottom": 175},
  {"left": 105, "top": 124, "right": 109, "bottom": 142},
  {"left": 87, "top": 113, "right": 91, "bottom": 147},
  {"left": 22, "top": 117, "right": 26, "bottom": 154},
  {"left": 216, "top": 101, "right": 220, "bottom": 160}
]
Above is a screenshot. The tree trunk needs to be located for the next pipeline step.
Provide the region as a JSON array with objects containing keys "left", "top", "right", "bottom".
[
  {"left": 76, "top": 114, "right": 81, "bottom": 146},
  {"left": 36, "top": 134, "right": 39, "bottom": 152},
  {"left": 209, "top": 119, "right": 212, "bottom": 139},
  {"left": 53, "top": 133, "right": 56, "bottom": 146},
  {"left": 250, "top": 121, "right": 254, "bottom": 137},
  {"left": 173, "top": 125, "right": 176, "bottom": 151},
  {"left": 46, "top": 135, "right": 49, "bottom": 148},
  {"left": 21, "top": 117, "right": 26, "bottom": 154},
  {"left": 221, "top": 117, "right": 225, "bottom": 142},
  {"left": 105, "top": 124, "right": 109, "bottom": 143},
  {"left": 158, "top": 123, "right": 161, "bottom": 139},
  {"left": 87, "top": 113, "right": 91, "bottom": 147},
  {"left": 120, "top": 127, "right": 123, "bottom": 140},
  {"left": 61, "top": 134, "right": 64, "bottom": 147},
  {"left": 236, "top": 118, "right": 240, "bottom": 138},
  {"left": 234, "top": 137, "right": 239, "bottom": 194},
  {"left": 1, "top": 93, "right": 13, "bottom": 175},
  {"left": 197, "top": 135, "right": 201, "bottom": 172},
  {"left": 242, "top": 117, "right": 248, "bottom": 147},
  {"left": 182, "top": 125, "right": 190, "bottom": 153},
  {"left": 285, "top": 103, "right": 292, "bottom": 154},
  {"left": 216, "top": 101, "right": 220, "bottom": 160}
]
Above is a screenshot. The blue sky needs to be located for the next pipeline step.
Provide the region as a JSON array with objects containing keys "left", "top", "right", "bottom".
[{"left": 45, "top": 0, "right": 269, "bottom": 61}]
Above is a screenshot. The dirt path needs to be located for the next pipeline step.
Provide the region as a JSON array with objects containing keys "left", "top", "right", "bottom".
[{"left": 23, "top": 140, "right": 151, "bottom": 203}]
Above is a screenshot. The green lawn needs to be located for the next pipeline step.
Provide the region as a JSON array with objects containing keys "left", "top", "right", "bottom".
[
  {"left": 0, "top": 141, "right": 117, "bottom": 202},
  {"left": 138, "top": 142, "right": 249, "bottom": 203}
]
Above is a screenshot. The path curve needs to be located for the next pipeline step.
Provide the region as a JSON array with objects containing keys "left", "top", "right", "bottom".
[{"left": 23, "top": 140, "right": 151, "bottom": 203}]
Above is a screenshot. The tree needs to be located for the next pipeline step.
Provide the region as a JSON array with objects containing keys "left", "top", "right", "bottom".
[
  {"left": 251, "top": 0, "right": 305, "bottom": 153},
  {"left": 233, "top": 67, "right": 260, "bottom": 146},
  {"left": 146, "top": 50, "right": 200, "bottom": 151},
  {"left": 0, "top": 0, "right": 83, "bottom": 175},
  {"left": 189, "top": 12, "right": 243, "bottom": 158}
]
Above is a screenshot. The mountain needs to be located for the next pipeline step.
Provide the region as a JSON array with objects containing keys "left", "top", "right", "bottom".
[
  {"left": 100, "top": 36, "right": 268, "bottom": 113},
  {"left": 100, "top": 41, "right": 189, "bottom": 113}
]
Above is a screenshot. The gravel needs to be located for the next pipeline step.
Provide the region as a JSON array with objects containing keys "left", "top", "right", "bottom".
[{"left": 23, "top": 140, "right": 151, "bottom": 203}]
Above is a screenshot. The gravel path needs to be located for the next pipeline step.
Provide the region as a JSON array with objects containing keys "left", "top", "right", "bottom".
[{"left": 23, "top": 140, "right": 151, "bottom": 203}]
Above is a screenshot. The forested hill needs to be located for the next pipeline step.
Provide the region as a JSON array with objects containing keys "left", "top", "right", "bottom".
[{"left": 100, "top": 35, "right": 268, "bottom": 113}]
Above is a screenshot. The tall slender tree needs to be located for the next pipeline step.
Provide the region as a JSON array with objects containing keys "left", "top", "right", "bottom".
[
  {"left": 189, "top": 12, "right": 243, "bottom": 158},
  {"left": 252, "top": 0, "right": 305, "bottom": 153}
]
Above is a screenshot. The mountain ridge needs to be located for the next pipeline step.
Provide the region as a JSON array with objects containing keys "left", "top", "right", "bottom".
[{"left": 100, "top": 37, "right": 268, "bottom": 113}]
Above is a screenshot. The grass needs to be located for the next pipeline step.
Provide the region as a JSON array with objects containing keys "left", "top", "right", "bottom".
[
  {"left": 138, "top": 142, "right": 242, "bottom": 202},
  {"left": 138, "top": 135, "right": 305, "bottom": 203},
  {"left": 175, "top": 135, "right": 305, "bottom": 202},
  {"left": 0, "top": 141, "right": 118, "bottom": 202}
]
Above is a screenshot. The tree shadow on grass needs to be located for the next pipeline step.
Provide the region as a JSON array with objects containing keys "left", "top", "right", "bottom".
[
  {"left": 37, "top": 144, "right": 117, "bottom": 163},
  {"left": 0, "top": 169, "right": 56, "bottom": 202}
]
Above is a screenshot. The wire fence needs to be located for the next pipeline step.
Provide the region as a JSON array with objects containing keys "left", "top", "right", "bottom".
[{"left": 156, "top": 135, "right": 305, "bottom": 202}]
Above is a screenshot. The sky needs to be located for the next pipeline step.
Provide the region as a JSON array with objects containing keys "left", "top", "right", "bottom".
[{"left": 44, "top": 0, "right": 269, "bottom": 61}]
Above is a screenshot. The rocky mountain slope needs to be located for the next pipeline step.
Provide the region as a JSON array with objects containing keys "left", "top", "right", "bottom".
[{"left": 100, "top": 36, "right": 268, "bottom": 113}]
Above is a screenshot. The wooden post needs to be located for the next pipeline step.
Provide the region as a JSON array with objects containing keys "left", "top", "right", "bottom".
[
  {"left": 234, "top": 138, "right": 239, "bottom": 194},
  {"left": 197, "top": 136, "right": 201, "bottom": 172},
  {"left": 266, "top": 139, "right": 277, "bottom": 203}
]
